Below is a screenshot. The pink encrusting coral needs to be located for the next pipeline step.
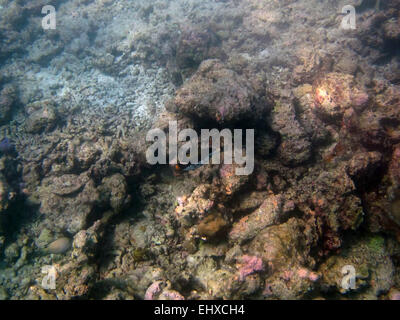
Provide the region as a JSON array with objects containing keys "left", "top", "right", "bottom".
[
  {"left": 297, "top": 268, "right": 309, "bottom": 279},
  {"left": 308, "top": 272, "right": 320, "bottom": 282},
  {"left": 159, "top": 290, "right": 185, "bottom": 300},
  {"left": 237, "top": 255, "right": 264, "bottom": 281},
  {"left": 389, "top": 291, "right": 400, "bottom": 300},
  {"left": 296, "top": 268, "right": 320, "bottom": 282},
  {"left": 144, "top": 281, "right": 163, "bottom": 300}
]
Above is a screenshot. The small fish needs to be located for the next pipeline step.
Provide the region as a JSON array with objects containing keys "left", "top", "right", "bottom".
[
  {"left": 44, "top": 237, "right": 71, "bottom": 255},
  {"left": 183, "top": 150, "right": 220, "bottom": 172},
  {"left": 183, "top": 163, "right": 203, "bottom": 172}
]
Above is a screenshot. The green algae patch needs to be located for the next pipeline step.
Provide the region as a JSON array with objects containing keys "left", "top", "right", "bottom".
[{"left": 367, "top": 235, "right": 385, "bottom": 254}]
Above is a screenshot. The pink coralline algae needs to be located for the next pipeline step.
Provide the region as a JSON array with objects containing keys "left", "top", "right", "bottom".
[
  {"left": 297, "top": 268, "right": 309, "bottom": 279},
  {"left": 296, "top": 268, "right": 320, "bottom": 282},
  {"left": 237, "top": 255, "right": 264, "bottom": 281},
  {"left": 263, "top": 283, "right": 273, "bottom": 297},
  {"left": 279, "top": 268, "right": 319, "bottom": 283},
  {"left": 281, "top": 270, "right": 294, "bottom": 281},
  {"left": 145, "top": 281, "right": 185, "bottom": 300},
  {"left": 390, "top": 291, "right": 400, "bottom": 300},
  {"left": 159, "top": 290, "right": 185, "bottom": 300},
  {"left": 144, "top": 281, "right": 163, "bottom": 300}
]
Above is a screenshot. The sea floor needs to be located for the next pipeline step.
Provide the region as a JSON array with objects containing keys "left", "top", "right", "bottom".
[{"left": 0, "top": 0, "right": 400, "bottom": 300}]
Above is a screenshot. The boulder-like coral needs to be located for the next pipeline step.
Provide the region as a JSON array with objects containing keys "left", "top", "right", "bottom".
[
  {"left": 38, "top": 173, "right": 100, "bottom": 234},
  {"left": 229, "top": 194, "right": 284, "bottom": 243},
  {"left": 174, "top": 184, "right": 217, "bottom": 227},
  {"left": 176, "top": 25, "right": 218, "bottom": 72},
  {"left": 219, "top": 163, "right": 251, "bottom": 196},
  {"left": 170, "top": 59, "right": 266, "bottom": 124},
  {"left": 359, "top": 83, "right": 400, "bottom": 149},
  {"left": 270, "top": 100, "right": 312, "bottom": 166},
  {"left": 25, "top": 100, "right": 58, "bottom": 134},
  {"left": 298, "top": 165, "right": 364, "bottom": 252},
  {"left": 99, "top": 173, "right": 129, "bottom": 213},
  {"left": 74, "top": 142, "right": 102, "bottom": 171},
  {"left": 247, "top": 218, "right": 317, "bottom": 275}
]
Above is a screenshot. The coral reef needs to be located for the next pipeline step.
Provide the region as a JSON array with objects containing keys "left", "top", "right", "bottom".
[
  {"left": 0, "top": 0, "right": 399, "bottom": 301},
  {"left": 170, "top": 59, "right": 267, "bottom": 124}
]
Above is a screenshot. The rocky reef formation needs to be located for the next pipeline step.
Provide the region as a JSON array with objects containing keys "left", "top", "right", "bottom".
[
  {"left": 0, "top": 0, "right": 399, "bottom": 300},
  {"left": 169, "top": 59, "right": 267, "bottom": 124}
]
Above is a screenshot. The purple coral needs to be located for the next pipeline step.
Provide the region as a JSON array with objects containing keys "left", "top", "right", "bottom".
[{"left": 237, "top": 255, "right": 264, "bottom": 281}]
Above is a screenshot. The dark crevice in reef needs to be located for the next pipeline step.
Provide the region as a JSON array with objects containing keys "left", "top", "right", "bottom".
[
  {"left": 353, "top": 160, "right": 388, "bottom": 195},
  {"left": 190, "top": 112, "right": 271, "bottom": 134},
  {"left": 0, "top": 197, "right": 34, "bottom": 256},
  {"left": 382, "top": 38, "right": 400, "bottom": 61},
  {"left": 92, "top": 176, "right": 146, "bottom": 257},
  {"left": 374, "top": 38, "right": 400, "bottom": 65}
]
